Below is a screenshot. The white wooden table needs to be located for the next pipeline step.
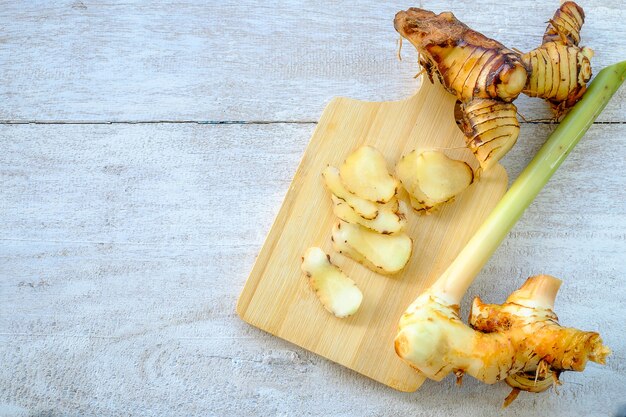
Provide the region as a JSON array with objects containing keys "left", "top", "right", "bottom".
[{"left": 1, "top": 2, "right": 625, "bottom": 416}]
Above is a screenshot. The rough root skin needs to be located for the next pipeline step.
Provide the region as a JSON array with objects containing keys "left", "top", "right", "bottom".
[
  {"left": 469, "top": 275, "right": 611, "bottom": 399},
  {"left": 455, "top": 99, "right": 519, "bottom": 171},
  {"left": 543, "top": 1, "right": 585, "bottom": 46},
  {"left": 395, "top": 275, "right": 610, "bottom": 406},
  {"left": 522, "top": 1, "right": 593, "bottom": 114},
  {"left": 394, "top": 8, "right": 527, "bottom": 103},
  {"left": 394, "top": 7, "right": 526, "bottom": 170},
  {"left": 471, "top": 275, "right": 611, "bottom": 400},
  {"left": 394, "top": 2, "right": 592, "bottom": 166}
]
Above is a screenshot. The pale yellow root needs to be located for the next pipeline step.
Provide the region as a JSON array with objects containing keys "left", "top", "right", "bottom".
[
  {"left": 395, "top": 275, "right": 610, "bottom": 406},
  {"left": 396, "top": 150, "right": 474, "bottom": 211}
]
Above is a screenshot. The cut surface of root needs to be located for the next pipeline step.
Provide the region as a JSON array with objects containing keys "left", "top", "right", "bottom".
[
  {"left": 323, "top": 166, "right": 379, "bottom": 219},
  {"left": 332, "top": 221, "right": 412, "bottom": 275},
  {"left": 396, "top": 150, "right": 474, "bottom": 212},
  {"left": 301, "top": 247, "right": 363, "bottom": 318},
  {"left": 331, "top": 195, "right": 406, "bottom": 234},
  {"left": 339, "top": 146, "right": 399, "bottom": 203}
]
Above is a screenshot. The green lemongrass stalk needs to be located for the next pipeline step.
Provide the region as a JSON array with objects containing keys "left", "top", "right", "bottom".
[{"left": 431, "top": 61, "right": 626, "bottom": 304}]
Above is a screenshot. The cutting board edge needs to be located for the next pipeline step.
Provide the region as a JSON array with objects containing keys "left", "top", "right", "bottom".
[{"left": 236, "top": 307, "right": 425, "bottom": 392}]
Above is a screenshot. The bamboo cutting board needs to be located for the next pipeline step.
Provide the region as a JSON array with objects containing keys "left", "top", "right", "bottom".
[{"left": 236, "top": 80, "right": 508, "bottom": 392}]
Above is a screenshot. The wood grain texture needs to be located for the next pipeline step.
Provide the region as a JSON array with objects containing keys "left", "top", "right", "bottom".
[
  {"left": 237, "top": 81, "right": 508, "bottom": 392},
  {"left": 1, "top": 121, "right": 625, "bottom": 416},
  {"left": 1, "top": 0, "right": 626, "bottom": 415},
  {"left": 0, "top": 0, "right": 624, "bottom": 122}
]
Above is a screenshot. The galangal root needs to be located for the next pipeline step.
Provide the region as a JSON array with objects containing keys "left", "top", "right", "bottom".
[
  {"left": 301, "top": 247, "right": 363, "bottom": 318},
  {"left": 324, "top": 146, "right": 413, "bottom": 275},
  {"left": 395, "top": 275, "right": 610, "bottom": 407},
  {"left": 522, "top": 2, "right": 594, "bottom": 115},
  {"left": 394, "top": 2, "right": 593, "bottom": 170},
  {"left": 396, "top": 150, "right": 474, "bottom": 213},
  {"left": 394, "top": 8, "right": 526, "bottom": 171},
  {"left": 390, "top": 59, "right": 626, "bottom": 405},
  {"left": 308, "top": 146, "right": 475, "bottom": 317},
  {"left": 332, "top": 220, "right": 413, "bottom": 275},
  {"left": 302, "top": 147, "right": 415, "bottom": 318}
]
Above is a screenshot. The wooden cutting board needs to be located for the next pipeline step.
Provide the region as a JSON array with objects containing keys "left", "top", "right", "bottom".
[{"left": 236, "top": 80, "right": 508, "bottom": 392}]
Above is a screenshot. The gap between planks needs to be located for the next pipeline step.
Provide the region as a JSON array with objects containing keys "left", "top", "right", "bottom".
[{"left": 1, "top": 120, "right": 624, "bottom": 125}]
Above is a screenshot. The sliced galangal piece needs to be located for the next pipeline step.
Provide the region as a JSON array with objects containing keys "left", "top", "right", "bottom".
[
  {"left": 339, "top": 146, "right": 399, "bottom": 203},
  {"left": 331, "top": 221, "right": 412, "bottom": 275},
  {"left": 331, "top": 195, "right": 407, "bottom": 235},
  {"left": 396, "top": 150, "right": 474, "bottom": 212},
  {"left": 300, "top": 247, "right": 363, "bottom": 318},
  {"left": 323, "top": 166, "right": 379, "bottom": 219}
]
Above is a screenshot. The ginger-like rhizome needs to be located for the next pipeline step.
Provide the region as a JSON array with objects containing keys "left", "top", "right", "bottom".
[
  {"left": 394, "top": 8, "right": 526, "bottom": 171},
  {"left": 522, "top": 2, "right": 594, "bottom": 114},
  {"left": 394, "top": 2, "right": 593, "bottom": 171},
  {"left": 395, "top": 275, "right": 610, "bottom": 406}
]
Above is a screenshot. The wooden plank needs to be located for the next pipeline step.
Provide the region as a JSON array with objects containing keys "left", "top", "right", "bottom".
[
  {"left": 1, "top": 121, "right": 625, "bottom": 414},
  {"left": 1, "top": 0, "right": 624, "bottom": 122}
]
